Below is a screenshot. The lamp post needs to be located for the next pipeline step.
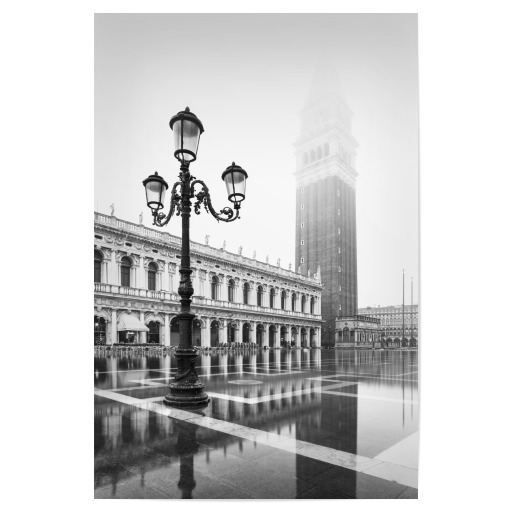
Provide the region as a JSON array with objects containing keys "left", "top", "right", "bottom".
[{"left": 143, "top": 107, "right": 248, "bottom": 407}]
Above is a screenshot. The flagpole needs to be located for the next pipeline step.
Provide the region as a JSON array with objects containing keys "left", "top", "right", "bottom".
[
  {"left": 411, "top": 277, "right": 414, "bottom": 343},
  {"left": 402, "top": 269, "right": 405, "bottom": 344}
]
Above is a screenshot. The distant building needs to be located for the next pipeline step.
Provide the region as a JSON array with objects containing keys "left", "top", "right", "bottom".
[
  {"left": 334, "top": 314, "right": 381, "bottom": 347},
  {"left": 294, "top": 65, "right": 359, "bottom": 345},
  {"left": 94, "top": 213, "right": 323, "bottom": 347},
  {"left": 358, "top": 304, "right": 418, "bottom": 345}
]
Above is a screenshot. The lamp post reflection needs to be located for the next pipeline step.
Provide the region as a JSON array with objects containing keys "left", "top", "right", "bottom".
[{"left": 175, "top": 421, "right": 200, "bottom": 499}]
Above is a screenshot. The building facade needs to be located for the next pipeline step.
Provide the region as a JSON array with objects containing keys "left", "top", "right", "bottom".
[
  {"left": 335, "top": 314, "right": 381, "bottom": 347},
  {"left": 94, "top": 212, "right": 323, "bottom": 347},
  {"left": 358, "top": 305, "right": 418, "bottom": 345},
  {"left": 294, "top": 66, "right": 359, "bottom": 345}
]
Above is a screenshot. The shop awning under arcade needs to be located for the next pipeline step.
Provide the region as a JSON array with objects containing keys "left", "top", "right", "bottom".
[{"left": 117, "top": 314, "right": 149, "bottom": 332}]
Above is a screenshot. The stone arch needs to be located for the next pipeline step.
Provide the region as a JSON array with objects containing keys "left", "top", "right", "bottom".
[
  {"left": 120, "top": 255, "right": 133, "bottom": 287},
  {"left": 227, "top": 278, "right": 235, "bottom": 302},
  {"left": 269, "top": 287, "right": 276, "bottom": 308},
  {"left": 310, "top": 327, "right": 316, "bottom": 347},
  {"left": 280, "top": 326, "right": 288, "bottom": 346},
  {"left": 256, "top": 323, "right": 264, "bottom": 346},
  {"left": 269, "top": 324, "right": 277, "bottom": 347},
  {"left": 94, "top": 308, "right": 111, "bottom": 322},
  {"left": 227, "top": 321, "right": 238, "bottom": 344},
  {"left": 243, "top": 282, "right": 250, "bottom": 305},
  {"left": 94, "top": 312, "right": 108, "bottom": 345},
  {"left": 170, "top": 316, "right": 180, "bottom": 346},
  {"left": 242, "top": 322, "right": 251, "bottom": 343},
  {"left": 146, "top": 320, "right": 161, "bottom": 344},
  {"left": 257, "top": 285, "right": 264, "bottom": 306},
  {"left": 300, "top": 327, "right": 307, "bottom": 347},
  {"left": 211, "top": 275, "right": 220, "bottom": 300},
  {"left": 310, "top": 296, "right": 316, "bottom": 314},
  {"left": 210, "top": 320, "right": 220, "bottom": 347},
  {"left": 144, "top": 312, "right": 164, "bottom": 325},
  {"left": 94, "top": 250, "right": 104, "bottom": 284},
  {"left": 192, "top": 318, "right": 203, "bottom": 346},
  {"left": 94, "top": 248, "right": 107, "bottom": 259},
  {"left": 290, "top": 326, "right": 298, "bottom": 346}
]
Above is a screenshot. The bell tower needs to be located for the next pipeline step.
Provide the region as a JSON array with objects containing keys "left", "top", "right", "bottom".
[{"left": 294, "top": 66, "right": 359, "bottom": 345}]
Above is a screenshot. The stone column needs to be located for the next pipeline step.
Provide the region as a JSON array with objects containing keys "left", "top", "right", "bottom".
[
  {"left": 263, "top": 323, "right": 269, "bottom": 347},
  {"left": 250, "top": 321, "right": 256, "bottom": 343},
  {"left": 316, "top": 327, "right": 321, "bottom": 347},
  {"left": 233, "top": 279, "right": 238, "bottom": 302},
  {"left": 110, "top": 251, "right": 117, "bottom": 285},
  {"left": 201, "top": 318, "right": 211, "bottom": 348},
  {"left": 164, "top": 313, "right": 170, "bottom": 346},
  {"left": 218, "top": 276, "right": 226, "bottom": 301},
  {"left": 139, "top": 258, "right": 145, "bottom": 289},
  {"left": 139, "top": 311, "right": 147, "bottom": 343},
  {"left": 238, "top": 319, "right": 243, "bottom": 343},
  {"left": 161, "top": 262, "right": 169, "bottom": 291},
  {"left": 157, "top": 270, "right": 163, "bottom": 292},
  {"left": 101, "top": 260, "right": 108, "bottom": 284},
  {"left": 219, "top": 319, "right": 226, "bottom": 345},
  {"left": 110, "top": 309, "right": 117, "bottom": 345},
  {"left": 169, "top": 263, "right": 176, "bottom": 292}
]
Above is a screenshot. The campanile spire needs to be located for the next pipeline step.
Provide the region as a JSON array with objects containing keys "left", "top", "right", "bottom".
[{"left": 294, "top": 65, "right": 359, "bottom": 345}]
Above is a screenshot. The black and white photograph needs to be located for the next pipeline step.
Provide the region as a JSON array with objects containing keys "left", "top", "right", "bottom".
[
  {"left": 93, "top": 13, "right": 419, "bottom": 499},
  {"left": 5, "top": 1, "right": 512, "bottom": 509}
]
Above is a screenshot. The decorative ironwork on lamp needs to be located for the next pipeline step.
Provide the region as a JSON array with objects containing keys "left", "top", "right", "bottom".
[{"left": 142, "top": 107, "right": 248, "bottom": 408}]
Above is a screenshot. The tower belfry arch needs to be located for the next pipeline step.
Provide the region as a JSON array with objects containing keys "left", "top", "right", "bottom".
[{"left": 294, "top": 65, "right": 359, "bottom": 344}]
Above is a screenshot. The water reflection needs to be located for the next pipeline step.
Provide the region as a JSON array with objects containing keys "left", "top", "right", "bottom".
[{"left": 95, "top": 349, "right": 418, "bottom": 498}]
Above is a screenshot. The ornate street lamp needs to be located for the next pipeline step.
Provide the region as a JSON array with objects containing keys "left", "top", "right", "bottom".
[{"left": 143, "top": 107, "right": 248, "bottom": 407}]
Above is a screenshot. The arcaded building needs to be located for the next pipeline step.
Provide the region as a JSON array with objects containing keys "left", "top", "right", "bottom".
[
  {"left": 94, "top": 212, "right": 323, "bottom": 347},
  {"left": 359, "top": 304, "right": 418, "bottom": 343},
  {"left": 294, "top": 67, "right": 359, "bottom": 344}
]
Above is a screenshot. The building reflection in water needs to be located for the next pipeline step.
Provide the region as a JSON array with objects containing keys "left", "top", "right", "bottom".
[{"left": 94, "top": 349, "right": 417, "bottom": 498}]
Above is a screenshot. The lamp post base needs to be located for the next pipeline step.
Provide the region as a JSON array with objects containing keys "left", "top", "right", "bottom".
[{"left": 163, "top": 347, "right": 210, "bottom": 408}]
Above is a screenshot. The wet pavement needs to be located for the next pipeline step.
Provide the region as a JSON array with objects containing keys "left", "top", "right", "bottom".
[{"left": 94, "top": 348, "right": 418, "bottom": 499}]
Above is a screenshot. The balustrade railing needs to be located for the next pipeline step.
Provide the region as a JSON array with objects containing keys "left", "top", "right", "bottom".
[{"left": 94, "top": 282, "right": 320, "bottom": 319}]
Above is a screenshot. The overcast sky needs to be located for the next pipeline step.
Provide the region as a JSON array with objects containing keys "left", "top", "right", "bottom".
[{"left": 95, "top": 13, "right": 418, "bottom": 308}]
